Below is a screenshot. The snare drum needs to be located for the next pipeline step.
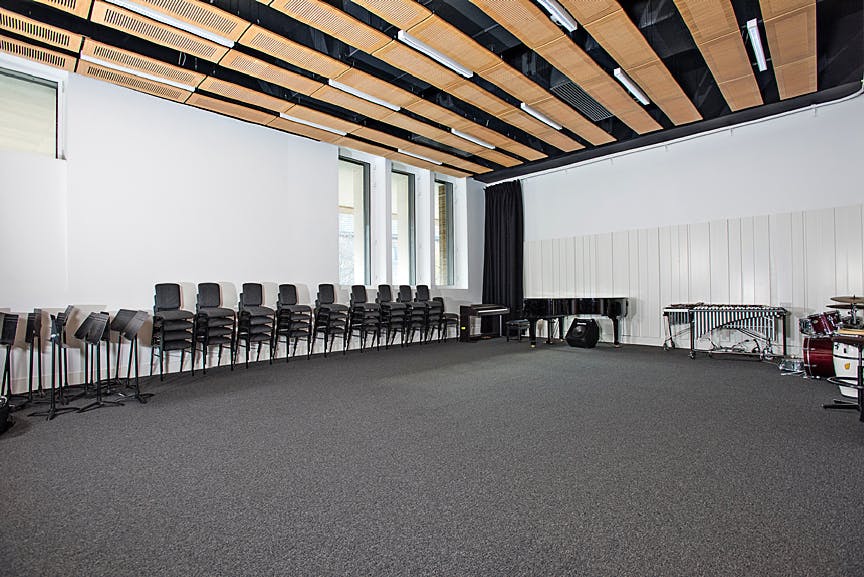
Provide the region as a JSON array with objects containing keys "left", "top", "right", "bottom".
[
  {"left": 807, "top": 311, "right": 842, "bottom": 336},
  {"left": 803, "top": 336, "right": 835, "bottom": 378}
]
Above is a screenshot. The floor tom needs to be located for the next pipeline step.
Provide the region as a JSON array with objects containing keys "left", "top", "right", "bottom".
[{"left": 803, "top": 336, "right": 834, "bottom": 378}]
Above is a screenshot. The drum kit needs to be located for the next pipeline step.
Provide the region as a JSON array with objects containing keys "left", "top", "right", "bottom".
[{"left": 799, "top": 295, "right": 864, "bottom": 397}]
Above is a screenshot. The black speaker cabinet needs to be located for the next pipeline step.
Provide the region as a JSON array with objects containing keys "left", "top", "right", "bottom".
[{"left": 566, "top": 318, "right": 599, "bottom": 348}]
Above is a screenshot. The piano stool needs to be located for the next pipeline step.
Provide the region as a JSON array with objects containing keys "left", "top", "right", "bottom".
[{"left": 505, "top": 319, "right": 530, "bottom": 342}]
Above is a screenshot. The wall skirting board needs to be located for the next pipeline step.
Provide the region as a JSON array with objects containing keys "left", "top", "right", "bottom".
[{"left": 525, "top": 203, "right": 864, "bottom": 353}]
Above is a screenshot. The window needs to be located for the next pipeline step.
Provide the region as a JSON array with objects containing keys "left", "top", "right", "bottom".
[
  {"left": 0, "top": 67, "right": 58, "bottom": 158},
  {"left": 391, "top": 170, "right": 416, "bottom": 285},
  {"left": 434, "top": 180, "right": 455, "bottom": 286},
  {"left": 338, "top": 158, "right": 371, "bottom": 285}
]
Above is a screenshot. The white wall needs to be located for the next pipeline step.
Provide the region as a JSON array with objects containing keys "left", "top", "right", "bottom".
[
  {"left": 522, "top": 91, "right": 864, "bottom": 351},
  {"left": 0, "top": 64, "right": 484, "bottom": 392},
  {"left": 524, "top": 92, "right": 864, "bottom": 240}
]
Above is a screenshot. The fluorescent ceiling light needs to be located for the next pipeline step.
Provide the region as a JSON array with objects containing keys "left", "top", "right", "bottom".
[
  {"left": 328, "top": 79, "right": 400, "bottom": 111},
  {"left": 104, "top": 0, "right": 234, "bottom": 47},
  {"left": 80, "top": 53, "right": 198, "bottom": 92},
  {"left": 451, "top": 128, "right": 494, "bottom": 150},
  {"left": 536, "top": 0, "right": 578, "bottom": 33},
  {"left": 397, "top": 149, "right": 442, "bottom": 165},
  {"left": 520, "top": 102, "right": 562, "bottom": 130},
  {"left": 279, "top": 113, "right": 347, "bottom": 136},
  {"left": 397, "top": 30, "right": 473, "bottom": 79},
  {"left": 746, "top": 19, "right": 768, "bottom": 72},
  {"left": 613, "top": 67, "right": 650, "bottom": 106}
]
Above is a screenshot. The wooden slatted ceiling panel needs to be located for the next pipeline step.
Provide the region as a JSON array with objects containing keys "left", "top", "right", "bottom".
[
  {"left": 469, "top": 0, "right": 560, "bottom": 49},
  {"left": 535, "top": 36, "right": 662, "bottom": 134},
  {"left": 187, "top": 93, "right": 276, "bottom": 125},
  {"left": 90, "top": 1, "right": 227, "bottom": 62},
  {"left": 344, "top": 0, "right": 431, "bottom": 30},
  {"left": 270, "top": 0, "right": 390, "bottom": 54},
  {"left": 0, "top": 34, "right": 76, "bottom": 71},
  {"left": 373, "top": 40, "right": 462, "bottom": 91},
  {"left": 354, "top": 127, "right": 492, "bottom": 173},
  {"left": 380, "top": 112, "right": 481, "bottom": 152},
  {"left": 117, "top": 0, "right": 250, "bottom": 41},
  {"left": 673, "top": 0, "right": 763, "bottom": 111},
  {"left": 0, "top": 8, "right": 83, "bottom": 52},
  {"left": 407, "top": 16, "right": 500, "bottom": 73},
  {"left": 32, "top": 0, "right": 93, "bottom": 19},
  {"left": 468, "top": 1, "right": 660, "bottom": 134},
  {"left": 266, "top": 116, "right": 343, "bottom": 144},
  {"left": 761, "top": 2, "right": 816, "bottom": 99},
  {"left": 391, "top": 152, "right": 473, "bottom": 177},
  {"left": 527, "top": 96, "right": 615, "bottom": 145},
  {"left": 82, "top": 39, "right": 205, "bottom": 88},
  {"left": 579, "top": 8, "right": 701, "bottom": 125},
  {"left": 558, "top": 0, "right": 618, "bottom": 24},
  {"left": 220, "top": 50, "right": 322, "bottom": 96},
  {"left": 282, "top": 104, "right": 363, "bottom": 134},
  {"left": 76, "top": 60, "right": 191, "bottom": 101},
  {"left": 399, "top": 145, "right": 490, "bottom": 174},
  {"left": 335, "top": 137, "right": 399, "bottom": 160},
  {"left": 482, "top": 62, "right": 549, "bottom": 107},
  {"left": 239, "top": 25, "right": 349, "bottom": 79},
  {"left": 448, "top": 80, "right": 512, "bottom": 117},
  {"left": 310, "top": 85, "right": 394, "bottom": 121},
  {"left": 500, "top": 109, "right": 583, "bottom": 152},
  {"left": 198, "top": 77, "right": 292, "bottom": 113},
  {"left": 335, "top": 68, "right": 419, "bottom": 108}
]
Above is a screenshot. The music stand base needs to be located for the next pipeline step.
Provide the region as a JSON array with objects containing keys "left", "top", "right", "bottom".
[
  {"left": 28, "top": 406, "right": 78, "bottom": 421},
  {"left": 77, "top": 400, "right": 124, "bottom": 413},
  {"left": 823, "top": 399, "right": 860, "bottom": 411}
]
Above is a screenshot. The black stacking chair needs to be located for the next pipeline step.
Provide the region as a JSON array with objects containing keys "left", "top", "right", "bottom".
[
  {"left": 236, "top": 283, "right": 275, "bottom": 368},
  {"left": 434, "top": 297, "right": 459, "bottom": 342},
  {"left": 376, "top": 285, "right": 408, "bottom": 348},
  {"left": 416, "top": 285, "right": 443, "bottom": 343},
  {"left": 275, "top": 284, "right": 313, "bottom": 361},
  {"left": 151, "top": 283, "right": 194, "bottom": 380},
  {"left": 349, "top": 285, "right": 381, "bottom": 352},
  {"left": 313, "top": 284, "right": 349, "bottom": 357},
  {"left": 195, "top": 283, "right": 236, "bottom": 373},
  {"left": 398, "top": 285, "right": 426, "bottom": 345}
]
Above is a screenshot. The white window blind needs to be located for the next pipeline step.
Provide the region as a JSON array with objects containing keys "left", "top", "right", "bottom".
[{"left": 0, "top": 68, "right": 58, "bottom": 157}]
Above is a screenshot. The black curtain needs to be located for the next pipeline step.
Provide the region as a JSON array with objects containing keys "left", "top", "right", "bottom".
[{"left": 482, "top": 180, "right": 524, "bottom": 319}]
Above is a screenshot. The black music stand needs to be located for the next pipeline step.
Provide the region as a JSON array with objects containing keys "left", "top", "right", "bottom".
[
  {"left": 114, "top": 310, "right": 152, "bottom": 404},
  {"left": 28, "top": 312, "right": 78, "bottom": 421},
  {"left": 25, "top": 309, "right": 44, "bottom": 402},
  {"left": 108, "top": 309, "right": 136, "bottom": 387},
  {"left": 0, "top": 312, "right": 26, "bottom": 411},
  {"left": 78, "top": 313, "right": 124, "bottom": 413}
]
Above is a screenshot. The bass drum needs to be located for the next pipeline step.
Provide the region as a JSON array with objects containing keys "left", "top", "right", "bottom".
[
  {"left": 803, "top": 336, "right": 835, "bottom": 378},
  {"left": 833, "top": 341, "right": 860, "bottom": 398}
]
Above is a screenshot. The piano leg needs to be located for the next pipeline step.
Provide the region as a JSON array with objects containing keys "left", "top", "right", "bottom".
[{"left": 610, "top": 315, "right": 621, "bottom": 347}]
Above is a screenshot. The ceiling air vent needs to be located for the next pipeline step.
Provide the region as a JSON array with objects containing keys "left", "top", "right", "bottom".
[
  {"left": 0, "top": 8, "right": 84, "bottom": 52},
  {"left": 0, "top": 34, "right": 76, "bottom": 71},
  {"left": 550, "top": 78, "right": 613, "bottom": 122}
]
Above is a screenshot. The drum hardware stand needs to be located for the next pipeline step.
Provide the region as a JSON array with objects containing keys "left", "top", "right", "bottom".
[
  {"left": 29, "top": 313, "right": 78, "bottom": 421},
  {"left": 77, "top": 313, "right": 124, "bottom": 413},
  {"left": 113, "top": 311, "right": 152, "bottom": 404}
]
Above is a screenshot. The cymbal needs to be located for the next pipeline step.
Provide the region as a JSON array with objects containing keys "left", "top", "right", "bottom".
[
  {"left": 827, "top": 304, "right": 854, "bottom": 310},
  {"left": 830, "top": 295, "right": 864, "bottom": 304}
]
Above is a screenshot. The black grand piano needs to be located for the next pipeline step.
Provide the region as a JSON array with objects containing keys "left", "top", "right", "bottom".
[{"left": 522, "top": 297, "right": 629, "bottom": 347}]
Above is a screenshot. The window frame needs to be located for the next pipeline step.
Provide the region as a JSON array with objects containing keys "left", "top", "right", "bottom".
[
  {"left": 338, "top": 156, "right": 372, "bottom": 286},
  {"left": 391, "top": 168, "right": 416, "bottom": 285},
  {"left": 434, "top": 179, "right": 455, "bottom": 286},
  {"left": 0, "top": 59, "right": 65, "bottom": 159}
]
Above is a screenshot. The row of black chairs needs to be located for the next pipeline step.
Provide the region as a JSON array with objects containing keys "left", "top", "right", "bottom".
[{"left": 150, "top": 282, "right": 458, "bottom": 379}]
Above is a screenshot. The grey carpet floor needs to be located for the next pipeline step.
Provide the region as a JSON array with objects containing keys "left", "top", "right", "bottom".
[{"left": 2, "top": 340, "right": 863, "bottom": 577}]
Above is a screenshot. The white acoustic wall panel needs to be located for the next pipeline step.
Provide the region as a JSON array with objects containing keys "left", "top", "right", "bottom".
[{"left": 524, "top": 203, "right": 864, "bottom": 352}]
